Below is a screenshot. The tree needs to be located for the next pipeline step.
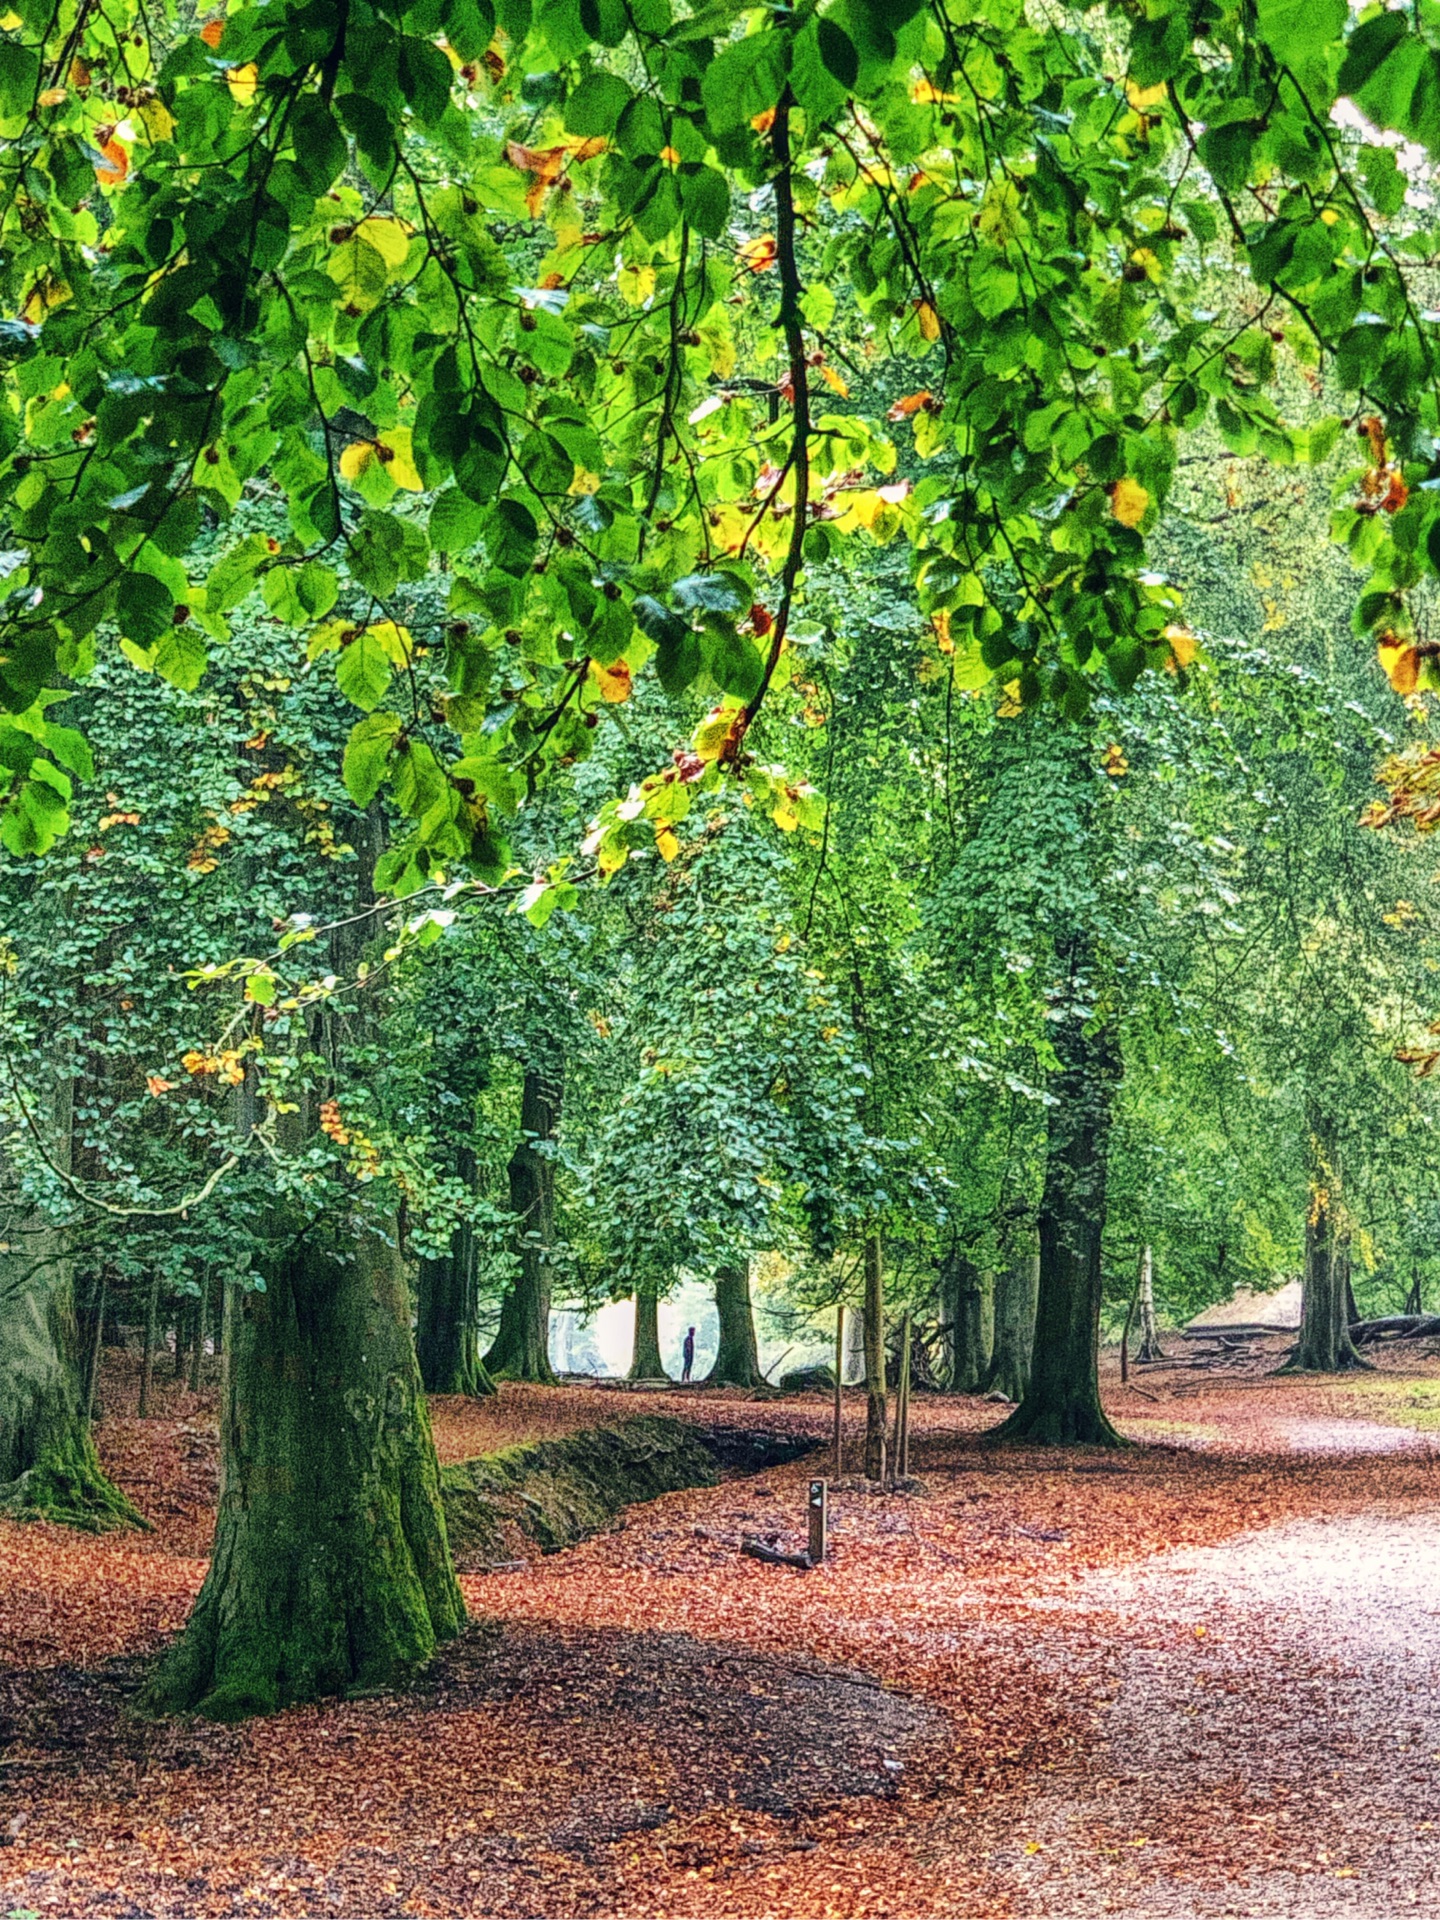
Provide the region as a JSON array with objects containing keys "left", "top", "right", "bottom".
[{"left": 486, "top": 1064, "right": 564, "bottom": 1384}]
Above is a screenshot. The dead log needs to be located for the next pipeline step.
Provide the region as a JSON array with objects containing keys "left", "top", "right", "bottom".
[
  {"left": 740, "top": 1536, "right": 813, "bottom": 1570},
  {"left": 1349, "top": 1314, "right": 1440, "bottom": 1345}
]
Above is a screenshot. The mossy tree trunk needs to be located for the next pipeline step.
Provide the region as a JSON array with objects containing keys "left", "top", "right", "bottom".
[
  {"left": 147, "top": 1217, "right": 464, "bottom": 1720},
  {"left": 945, "top": 1250, "right": 992, "bottom": 1393},
  {"left": 486, "top": 1064, "right": 561, "bottom": 1385},
  {"left": 995, "top": 951, "right": 1123, "bottom": 1446},
  {"left": 985, "top": 1238, "right": 1038, "bottom": 1402},
  {"left": 417, "top": 1145, "right": 494, "bottom": 1397},
  {"left": 1286, "top": 1131, "right": 1367, "bottom": 1373},
  {"left": 0, "top": 1084, "right": 141, "bottom": 1530},
  {"left": 705, "top": 1263, "right": 765, "bottom": 1388},
  {"left": 862, "top": 1232, "right": 887, "bottom": 1480},
  {"left": 629, "top": 1281, "right": 669, "bottom": 1381}
]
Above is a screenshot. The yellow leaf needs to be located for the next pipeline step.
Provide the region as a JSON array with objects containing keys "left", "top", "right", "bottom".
[
  {"left": 916, "top": 300, "right": 941, "bottom": 342},
  {"left": 369, "top": 620, "right": 413, "bottom": 665},
  {"left": 135, "top": 94, "right": 177, "bottom": 140},
  {"left": 227, "top": 62, "right": 258, "bottom": 105},
  {"left": 1125, "top": 79, "right": 1166, "bottom": 109},
  {"left": 910, "top": 77, "right": 959, "bottom": 103},
  {"left": 1164, "top": 623, "right": 1199, "bottom": 670},
  {"left": 377, "top": 426, "right": 423, "bottom": 491},
  {"left": 819, "top": 364, "right": 849, "bottom": 398},
  {"left": 38, "top": 86, "right": 66, "bottom": 106},
  {"left": 590, "top": 659, "right": 632, "bottom": 704},
  {"left": 1110, "top": 477, "right": 1149, "bottom": 528},
  {"left": 739, "top": 235, "right": 777, "bottom": 273},
  {"left": 94, "top": 136, "right": 130, "bottom": 187},
  {"left": 356, "top": 216, "right": 410, "bottom": 268},
  {"left": 655, "top": 826, "right": 680, "bottom": 861},
  {"left": 339, "top": 440, "right": 377, "bottom": 483},
  {"left": 693, "top": 706, "right": 742, "bottom": 763},
  {"left": 618, "top": 262, "right": 657, "bottom": 306}
]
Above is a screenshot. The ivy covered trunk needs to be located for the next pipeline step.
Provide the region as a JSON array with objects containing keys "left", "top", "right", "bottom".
[
  {"left": 1287, "top": 1137, "right": 1366, "bottom": 1373},
  {"left": 0, "top": 1087, "right": 140, "bottom": 1530},
  {"left": 705, "top": 1264, "right": 764, "bottom": 1388},
  {"left": 862, "top": 1232, "right": 887, "bottom": 1480},
  {"left": 944, "top": 1250, "right": 992, "bottom": 1393},
  {"left": 486, "top": 1065, "right": 561, "bottom": 1385},
  {"left": 995, "top": 965, "right": 1122, "bottom": 1446},
  {"left": 629, "top": 1283, "right": 669, "bottom": 1381},
  {"left": 417, "top": 1148, "right": 493, "bottom": 1397},
  {"left": 985, "top": 1240, "right": 1038, "bottom": 1402},
  {"left": 147, "top": 1218, "right": 464, "bottom": 1721}
]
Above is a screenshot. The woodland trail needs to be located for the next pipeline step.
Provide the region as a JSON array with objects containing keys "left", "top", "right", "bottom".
[{"left": 6, "top": 1354, "right": 1440, "bottom": 1917}]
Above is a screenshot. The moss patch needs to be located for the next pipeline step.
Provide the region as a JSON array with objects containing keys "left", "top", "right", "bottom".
[{"left": 440, "top": 1416, "right": 729, "bottom": 1568}]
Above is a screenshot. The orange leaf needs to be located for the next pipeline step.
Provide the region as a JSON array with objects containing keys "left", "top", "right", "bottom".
[
  {"left": 1383, "top": 471, "right": 1409, "bottom": 513},
  {"left": 1379, "top": 634, "right": 1420, "bottom": 697},
  {"left": 200, "top": 15, "right": 225, "bottom": 44},
  {"left": 887, "top": 390, "right": 934, "bottom": 420},
  {"left": 819, "top": 364, "right": 849, "bottom": 397},
  {"left": 590, "top": 659, "right": 632, "bottom": 704},
  {"left": 738, "top": 235, "right": 777, "bottom": 273},
  {"left": 146, "top": 1076, "right": 177, "bottom": 1098},
  {"left": 94, "top": 136, "right": 129, "bottom": 187},
  {"left": 506, "top": 140, "right": 568, "bottom": 217}
]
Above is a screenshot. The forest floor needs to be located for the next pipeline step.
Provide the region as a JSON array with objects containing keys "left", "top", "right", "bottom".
[{"left": 5, "top": 1342, "right": 1440, "bottom": 1917}]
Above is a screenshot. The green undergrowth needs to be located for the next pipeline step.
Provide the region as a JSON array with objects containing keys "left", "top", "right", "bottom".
[
  {"left": 440, "top": 1415, "right": 724, "bottom": 1568},
  {"left": 1332, "top": 1373, "right": 1440, "bottom": 1433}
]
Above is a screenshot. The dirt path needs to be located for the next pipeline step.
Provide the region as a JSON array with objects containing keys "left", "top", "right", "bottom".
[{"left": 1009, "top": 1467, "right": 1440, "bottom": 1915}]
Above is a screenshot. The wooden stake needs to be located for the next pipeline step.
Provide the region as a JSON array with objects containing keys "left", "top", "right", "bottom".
[
  {"left": 807, "top": 1478, "right": 828, "bottom": 1564},
  {"left": 188, "top": 1279, "right": 206, "bottom": 1394},
  {"left": 832, "top": 1303, "right": 845, "bottom": 1478}
]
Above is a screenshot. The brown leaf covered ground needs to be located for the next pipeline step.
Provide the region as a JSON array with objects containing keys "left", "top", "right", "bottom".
[{"left": 5, "top": 1341, "right": 1440, "bottom": 1917}]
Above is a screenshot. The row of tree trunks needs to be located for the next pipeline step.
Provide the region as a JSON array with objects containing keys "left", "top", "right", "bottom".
[{"left": 945, "top": 1250, "right": 992, "bottom": 1394}]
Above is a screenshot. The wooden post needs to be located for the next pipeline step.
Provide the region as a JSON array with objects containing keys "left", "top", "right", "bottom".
[
  {"left": 832, "top": 1304, "right": 844, "bottom": 1479},
  {"left": 139, "top": 1273, "right": 160, "bottom": 1417},
  {"left": 807, "top": 1478, "right": 827, "bottom": 1564}
]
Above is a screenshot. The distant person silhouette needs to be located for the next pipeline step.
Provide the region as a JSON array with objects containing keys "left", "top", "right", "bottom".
[{"left": 681, "top": 1326, "right": 696, "bottom": 1383}]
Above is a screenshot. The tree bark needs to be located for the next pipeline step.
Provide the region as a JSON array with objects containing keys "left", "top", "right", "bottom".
[
  {"left": 417, "top": 1146, "right": 494, "bottom": 1396},
  {"left": 994, "top": 954, "right": 1123, "bottom": 1445},
  {"left": 146, "top": 1218, "right": 464, "bottom": 1720},
  {"left": 705, "top": 1262, "right": 765, "bottom": 1387},
  {"left": 862, "top": 1232, "right": 887, "bottom": 1480},
  {"left": 945, "top": 1250, "right": 992, "bottom": 1392},
  {"left": 629, "top": 1281, "right": 670, "bottom": 1381},
  {"left": 0, "top": 1084, "right": 140, "bottom": 1530},
  {"left": 985, "top": 1238, "right": 1038, "bottom": 1402},
  {"left": 486, "top": 1065, "right": 562, "bottom": 1384},
  {"left": 188, "top": 1281, "right": 207, "bottom": 1394},
  {"left": 1286, "top": 1135, "right": 1367, "bottom": 1373},
  {"left": 1136, "top": 1244, "right": 1164, "bottom": 1362},
  {"left": 138, "top": 1273, "right": 160, "bottom": 1416}
]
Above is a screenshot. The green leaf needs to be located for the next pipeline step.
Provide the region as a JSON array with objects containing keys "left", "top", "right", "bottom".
[
  {"left": 565, "top": 70, "right": 632, "bottom": 135},
  {"left": 1256, "top": 0, "right": 1344, "bottom": 70},
  {"left": 701, "top": 32, "right": 786, "bottom": 133},
  {"left": 154, "top": 623, "right": 207, "bottom": 691},
  {"left": 116, "top": 573, "right": 175, "bottom": 645},
  {"left": 335, "top": 630, "right": 394, "bottom": 710},
  {"left": 343, "top": 710, "right": 403, "bottom": 805}
]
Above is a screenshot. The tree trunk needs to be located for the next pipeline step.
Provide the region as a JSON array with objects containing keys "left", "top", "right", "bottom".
[
  {"left": 705, "top": 1263, "right": 765, "bottom": 1387},
  {"left": 188, "top": 1281, "right": 207, "bottom": 1395},
  {"left": 862, "top": 1232, "right": 887, "bottom": 1480},
  {"left": 417, "top": 1148, "right": 494, "bottom": 1396},
  {"left": 843, "top": 1302, "right": 866, "bottom": 1384},
  {"left": 1286, "top": 1137, "right": 1367, "bottom": 1373},
  {"left": 985, "top": 1238, "right": 1038, "bottom": 1401},
  {"left": 0, "top": 1086, "right": 140, "bottom": 1530},
  {"left": 994, "top": 956, "right": 1123, "bottom": 1445},
  {"left": 1136, "top": 1244, "right": 1164, "bottom": 1362},
  {"left": 486, "top": 1065, "right": 562, "bottom": 1384},
  {"left": 629, "top": 1282, "right": 669, "bottom": 1381},
  {"left": 146, "top": 1219, "right": 464, "bottom": 1720},
  {"left": 138, "top": 1273, "right": 160, "bottom": 1416},
  {"left": 945, "top": 1250, "right": 991, "bottom": 1392}
]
